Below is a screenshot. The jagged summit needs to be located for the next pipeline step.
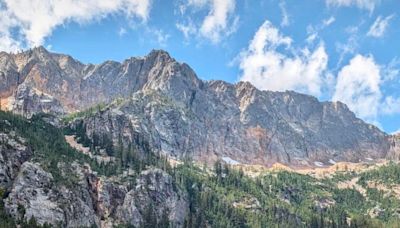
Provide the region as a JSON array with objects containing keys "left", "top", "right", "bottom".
[{"left": 147, "top": 49, "right": 172, "bottom": 59}]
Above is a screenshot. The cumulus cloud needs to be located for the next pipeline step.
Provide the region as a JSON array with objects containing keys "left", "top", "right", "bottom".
[
  {"left": 176, "top": 0, "right": 238, "bottom": 43},
  {"left": 326, "top": 0, "right": 380, "bottom": 12},
  {"left": 367, "top": 14, "right": 395, "bottom": 38},
  {"left": 332, "top": 55, "right": 400, "bottom": 124},
  {"left": 238, "top": 20, "right": 329, "bottom": 96},
  {"left": 332, "top": 55, "right": 381, "bottom": 122},
  {"left": 0, "top": 0, "right": 151, "bottom": 51}
]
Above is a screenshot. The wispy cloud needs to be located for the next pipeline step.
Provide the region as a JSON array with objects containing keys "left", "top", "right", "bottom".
[
  {"left": 323, "top": 16, "right": 336, "bottom": 26},
  {"left": 176, "top": 0, "right": 239, "bottom": 44},
  {"left": 335, "top": 23, "right": 363, "bottom": 68},
  {"left": 176, "top": 20, "right": 197, "bottom": 40},
  {"left": 118, "top": 27, "right": 127, "bottom": 37},
  {"left": 152, "top": 29, "right": 170, "bottom": 47},
  {"left": 306, "top": 16, "right": 335, "bottom": 44},
  {"left": 326, "top": 0, "right": 380, "bottom": 12},
  {"left": 279, "top": 1, "right": 290, "bottom": 27},
  {"left": 367, "top": 14, "right": 395, "bottom": 38}
]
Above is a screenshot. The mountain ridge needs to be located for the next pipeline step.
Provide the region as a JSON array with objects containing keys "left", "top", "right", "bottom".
[{"left": 0, "top": 46, "right": 399, "bottom": 167}]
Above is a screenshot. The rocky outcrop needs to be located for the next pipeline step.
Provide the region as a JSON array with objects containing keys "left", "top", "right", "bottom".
[
  {"left": 0, "top": 132, "right": 32, "bottom": 188},
  {"left": 3, "top": 161, "right": 188, "bottom": 227},
  {"left": 10, "top": 84, "right": 65, "bottom": 118},
  {"left": 4, "top": 162, "right": 65, "bottom": 226},
  {"left": 116, "top": 168, "right": 188, "bottom": 227},
  {"left": 0, "top": 52, "right": 19, "bottom": 98},
  {"left": 388, "top": 134, "right": 400, "bottom": 160}
]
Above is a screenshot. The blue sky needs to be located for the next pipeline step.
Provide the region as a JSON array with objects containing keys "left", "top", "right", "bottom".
[{"left": 0, "top": 0, "right": 399, "bottom": 133}]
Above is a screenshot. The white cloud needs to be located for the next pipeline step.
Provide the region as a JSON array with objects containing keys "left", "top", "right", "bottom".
[
  {"left": 367, "top": 14, "right": 395, "bottom": 38},
  {"left": 118, "top": 27, "right": 127, "bottom": 36},
  {"left": 323, "top": 16, "right": 336, "bottom": 26},
  {"left": 306, "top": 16, "right": 335, "bottom": 44},
  {"left": 0, "top": 3, "right": 21, "bottom": 52},
  {"left": 383, "top": 58, "right": 400, "bottom": 81},
  {"left": 326, "top": 0, "right": 380, "bottom": 12},
  {"left": 152, "top": 29, "right": 170, "bottom": 47},
  {"left": 332, "top": 54, "right": 400, "bottom": 126},
  {"left": 332, "top": 55, "right": 381, "bottom": 122},
  {"left": 176, "top": 21, "right": 197, "bottom": 40},
  {"left": 279, "top": 1, "right": 290, "bottom": 27},
  {"left": 381, "top": 96, "right": 400, "bottom": 115},
  {"left": 238, "top": 20, "right": 329, "bottom": 97},
  {"left": 0, "top": 0, "right": 151, "bottom": 51},
  {"left": 335, "top": 25, "right": 361, "bottom": 67},
  {"left": 176, "top": 0, "right": 238, "bottom": 43}
]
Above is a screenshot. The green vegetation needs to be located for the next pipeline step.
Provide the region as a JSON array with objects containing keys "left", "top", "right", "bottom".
[
  {"left": 172, "top": 161, "right": 400, "bottom": 228},
  {"left": 359, "top": 161, "right": 400, "bottom": 186},
  {"left": 61, "top": 98, "right": 126, "bottom": 123},
  {"left": 61, "top": 103, "right": 108, "bottom": 123},
  {"left": 0, "top": 111, "right": 119, "bottom": 183}
]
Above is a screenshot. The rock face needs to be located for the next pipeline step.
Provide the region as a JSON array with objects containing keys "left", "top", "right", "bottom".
[
  {"left": 0, "top": 128, "right": 187, "bottom": 227},
  {"left": 388, "top": 134, "right": 400, "bottom": 160},
  {"left": 4, "top": 162, "right": 65, "bottom": 226},
  {"left": 0, "top": 47, "right": 395, "bottom": 167},
  {"left": 72, "top": 82, "right": 390, "bottom": 167},
  {"left": 10, "top": 84, "right": 65, "bottom": 118},
  {"left": 116, "top": 169, "right": 188, "bottom": 227},
  {"left": 0, "top": 132, "right": 32, "bottom": 188}
]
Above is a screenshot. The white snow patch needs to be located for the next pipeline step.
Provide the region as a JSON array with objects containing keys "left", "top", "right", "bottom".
[
  {"left": 222, "top": 157, "right": 240, "bottom": 165},
  {"left": 289, "top": 123, "right": 303, "bottom": 133},
  {"left": 112, "top": 109, "right": 124, "bottom": 115},
  {"left": 365, "top": 157, "right": 374, "bottom": 161},
  {"left": 40, "top": 99, "right": 53, "bottom": 103},
  {"left": 328, "top": 159, "right": 336, "bottom": 165},
  {"left": 314, "top": 161, "right": 324, "bottom": 167}
]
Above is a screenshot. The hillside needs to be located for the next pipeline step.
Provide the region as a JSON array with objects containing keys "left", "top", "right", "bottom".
[{"left": 1, "top": 111, "right": 400, "bottom": 227}]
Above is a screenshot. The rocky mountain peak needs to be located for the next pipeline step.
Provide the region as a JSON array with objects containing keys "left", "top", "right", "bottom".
[
  {"left": 26, "top": 46, "right": 52, "bottom": 60},
  {"left": 147, "top": 49, "right": 173, "bottom": 61}
]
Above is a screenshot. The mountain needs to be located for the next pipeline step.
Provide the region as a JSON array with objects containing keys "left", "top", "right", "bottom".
[
  {"left": 1, "top": 47, "right": 400, "bottom": 227},
  {"left": 0, "top": 46, "right": 399, "bottom": 168}
]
